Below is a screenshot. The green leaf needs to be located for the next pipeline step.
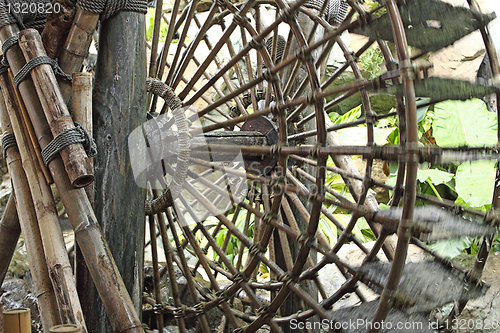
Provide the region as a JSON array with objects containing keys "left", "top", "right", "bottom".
[
  {"left": 319, "top": 216, "right": 337, "bottom": 246},
  {"left": 433, "top": 99, "right": 497, "bottom": 147},
  {"left": 428, "top": 237, "right": 471, "bottom": 258},
  {"left": 455, "top": 160, "right": 496, "bottom": 208},
  {"left": 416, "top": 169, "right": 454, "bottom": 184},
  {"left": 333, "top": 105, "right": 362, "bottom": 125},
  {"left": 416, "top": 97, "right": 431, "bottom": 123}
]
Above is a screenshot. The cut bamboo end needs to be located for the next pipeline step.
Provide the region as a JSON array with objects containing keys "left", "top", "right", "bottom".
[
  {"left": 17, "top": 29, "right": 94, "bottom": 188},
  {"left": 3, "top": 308, "right": 31, "bottom": 333},
  {"left": 49, "top": 324, "right": 82, "bottom": 332}
]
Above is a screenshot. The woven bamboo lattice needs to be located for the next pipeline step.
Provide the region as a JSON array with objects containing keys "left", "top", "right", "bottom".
[{"left": 138, "top": 0, "right": 500, "bottom": 332}]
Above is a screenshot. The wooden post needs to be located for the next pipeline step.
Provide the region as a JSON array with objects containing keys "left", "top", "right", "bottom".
[
  {"left": 89, "top": 9, "right": 147, "bottom": 332},
  {"left": 0, "top": 86, "right": 60, "bottom": 333},
  {"left": 17, "top": 29, "right": 94, "bottom": 188},
  {"left": 50, "top": 324, "right": 82, "bottom": 333},
  {"left": 0, "top": 25, "right": 145, "bottom": 333},
  {"left": 0, "top": 195, "right": 20, "bottom": 285},
  {"left": 3, "top": 308, "right": 31, "bottom": 333}
]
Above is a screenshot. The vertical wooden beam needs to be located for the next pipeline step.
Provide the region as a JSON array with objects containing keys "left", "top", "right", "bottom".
[{"left": 89, "top": 10, "right": 147, "bottom": 333}]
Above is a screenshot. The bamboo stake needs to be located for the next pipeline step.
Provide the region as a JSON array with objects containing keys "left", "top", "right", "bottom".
[
  {"left": 0, "top": 25, "right": 144, "bottom": 333},
  {"left": 41, "top": 0, "right": 76, "bottom": 59},
  {"left": 71, "top": 72, "right": 95, "bottom": 325},
  {"left": 49, "top": 324, "right": 82, "bottom": 333},
  {"left": 57, "top": 8, "right": 99, "bottom": 103},
  {"left": 18, "top": 29, "right": 93, "bottom": 188},
  {"left": 72, "top": 72, "right": 93, "bottom": 203},
  {"left": 0, "top": 73, "right": 87, "bottom": 332},
  {"left": 0, "top": 86, "right": 60, "bottom": 333},
  {"left": 2, "top": 308, "right": 31, "bottom": 333},
  {"left": 0, "top": 195, "right": 20, "bottom": 285}
]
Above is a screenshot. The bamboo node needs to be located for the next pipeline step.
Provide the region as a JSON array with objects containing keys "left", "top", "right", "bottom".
[
  {"left": 173, "top": 305, "right": 187, "bottom": 318},
  {"left": 248, "top": 243, "right": 266, "bottom": 256},
  {"left": 268, "top": 176, "right": 285, "bottom": 193},
  {"left": 194, "top": 302, "right": 206, "bottom": 315},
  {"left": 249, "top": 37, "right": 265, "bottom": 50},
  {"left": 215, "top": 289, "right": 229, "bottom": 303},
  {"left": 279, "top": 7, "right": 296, "bottom": 23},
  {"left": 295, "top": 48, "right": 313, "bottom": 63},
  {"left": 262, "top": 70, "right": 278, "bottom": 83},
  {"left": 261, "top": 213, "right": 278, "bottom": 225},
  {"left": 296, "top": 232, "right": 314, "bottom": 246},
  {"left": 232, "top": 271, "right": 249, "bottom": 284},
  {"left": 13, "top": 55, "right": 72, "bottom": 87},
  {"left": 41, "top": 122, "right": 97, "bottom": 166},
  {"left": 1, "top": 133, "right": 17, "bottom": 158},
  {"left": 233, "top": 14, "right": 249, "bottom": 27},
  {"left": 216, "top": 0, "right": 228, "bottom": 8}
]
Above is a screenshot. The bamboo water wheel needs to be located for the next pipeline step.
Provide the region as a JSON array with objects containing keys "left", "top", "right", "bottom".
[
  {"left": 0, "top": 0, "right": 498, "bottom": 332},
  {"left": 138, "top": 0, "right": 500, "bottom": 332}
]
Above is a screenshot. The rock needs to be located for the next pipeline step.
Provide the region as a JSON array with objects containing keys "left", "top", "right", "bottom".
[
  {"left": 0, "top": 279, "right": 41, "bottom": 332},
  {"left": 368, "top": 93, "right": 396, "bottom": 114},
  {"left": 322, "top": 67, "right": 362, "bottom": 115},
  {"left": 453, "top": 253, "right": 500, "bottom": 333},
  {"left": 6, "top": 240, "right": 30, "bottom": 279}
]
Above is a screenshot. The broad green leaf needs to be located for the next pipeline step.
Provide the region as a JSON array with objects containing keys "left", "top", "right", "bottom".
[
  {"left": 433, "top": 99, "right": 497, "bottom": 147},
  {"left": 329, "top": 112, "right": 340, "bottom": 123},
  {"left": 319, "top": 216, "right": 337, "bottom": 246},
  {"left": 416, "top": 169, "right": 454, "bottom": 184},
  {"left": 455, "top": 160, "right": 496, "bottom": 208},
  {"left": 416, "top": 97, "right": 431, "bottom": 123},
  {"left": 333, "top": 105, "right": 362, "bottom": 125},
  {"left": 428, "top": 237, "right": 472, "bottom": 258},
  {"left": 338, "top": 127, "right": 394, "bottom": 146}
]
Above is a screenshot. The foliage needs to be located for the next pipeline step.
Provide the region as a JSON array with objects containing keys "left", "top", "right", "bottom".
[
  {"left": 433, "top": 99, "right": 497, "bottom": 147},
  {"left": 359, "top": 46, "right": 384, "bottom": 79},
  {"left": 146, "top": 8, "right": 168, "bottom": 43}
]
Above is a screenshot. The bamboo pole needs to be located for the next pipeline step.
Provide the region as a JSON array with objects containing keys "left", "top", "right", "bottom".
[
  {"left": 72, "top": 72, "right": 93, "bottom": 203},
  {"left": 2, "top": 308, "right": 31, "bottom": 333},
  {"left": 0, "top": 73, "right": 87, "bottom": 332},
  {"left": 41, "top": 0, "right": 76, "bottom": 59},
  {"left": 17, "top": 29, "right": 93, "bottom": 188},
  {"left": 0, "top": 25, "right": 144, "bottom": 333},
  {"left": 71, "top": 72, "right": 96, "bottom": 326},
  {"left": 0, "top": 195, "right": 20, "bottom": 285},
  {"left": 0, "top": 85, "right": 60, "bottom": 333},
  {"left": 50, "top": 324, "right": 82, "bottom": 333},
  {"left": 57, "top": 8, "right": 99, "bottom": 103}
]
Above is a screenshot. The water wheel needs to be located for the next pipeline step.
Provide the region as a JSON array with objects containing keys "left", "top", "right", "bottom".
[{"left": 138, "top": 0, "right": 500, "bottom": 332}]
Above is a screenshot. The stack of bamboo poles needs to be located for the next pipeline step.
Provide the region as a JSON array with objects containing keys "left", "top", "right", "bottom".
[{"left": 0, "top": 5, "right": 145, "bottom": 333}]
